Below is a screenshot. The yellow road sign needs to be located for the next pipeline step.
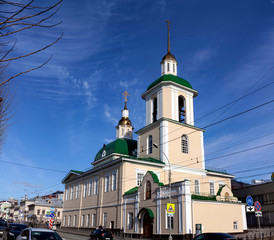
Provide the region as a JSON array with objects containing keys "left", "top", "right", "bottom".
[{"left": 167, "top": 203, "right": 175, "bottom": 214}]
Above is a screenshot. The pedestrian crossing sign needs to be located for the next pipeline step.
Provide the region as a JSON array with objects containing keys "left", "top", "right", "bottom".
[{"left": 167, "top": 203, "right": 175, "bottom": 214}]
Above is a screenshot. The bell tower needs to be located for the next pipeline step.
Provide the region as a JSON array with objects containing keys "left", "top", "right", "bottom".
[{"left": 142, "top": 22, "right": 198, "bottom": 126}]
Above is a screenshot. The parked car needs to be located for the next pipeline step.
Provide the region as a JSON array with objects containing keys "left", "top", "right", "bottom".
[
  {"left": 0, "top": 219, "right": 7, "bottom": 236},
  {"left": 90, "top": 229, "right": 113, "bottom": 240},
  {"left": 193, "top": 233, "right": 236, "bottom": 240},
  {"left": 16, "top": 228, "right": 63, "bottom": 240},
  {"left": 3, "top": 223, "right": 28, "bottom": 240}
]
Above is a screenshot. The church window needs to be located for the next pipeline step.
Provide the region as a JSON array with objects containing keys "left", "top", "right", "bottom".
[
  {"left": 152, "top": 97, "right": 157, "bottom": 122},
  {"left": 137, "top": 172, "right": 144, "bottom": 186},
  {"left": 83, "top": 180, "right": 88, "bottom": 197},
  {"left": 112, "top": 171, "right": 117, "bottom": 191},
  {"left": 209, "top": 182, "right": 215, "bottom": 196},
  {"left": 146, "top": 181, "right": 151, "bottom": 200},
  {"left": 70, "top": 185, "right": 74, "bottom": 200},
  {"left": 86, "top": 214, "right": 90, "bottom": 227},
  {"left": 105, "top": 174, "right": 110, "bottom": 192},
  {"left": 73, "top": 215, "right": 77, "bottom": 226},
  {"left": 63, "top": 216, "right": 66, "bottom": 226},
  {"left": 81, "top": 214, "right": 85, "bottom": 227},
  {"left": 127, "top": 212, "right": 133, "bottom": 229},
  {"left": 94, "top": 178, "right": 99, "bottom": 195},
  {"left": 173, "top": 64, "right": 175, "bottom": 73},
  {"left": 103, "top": 213, "right": 107, "bottom": 227},
  {"left": 225, "top": 192, "right": 230, "bottom": 201},
  {"left": 68, "top": 216, "right": 71, "bottom": 226},
  {"left": 75, "top": 183, "right": 79, "bottom": 199},
  {"left": 194, "top": 180, "right": 200, "bottom": 194},
  {"left": 178, "top": 96, "right": 186, "bottom": 123},
  {"left": 181, "top": 135, "right": 189, "bottom": 153},
  {"left": 148, "top": 135, "right": 153, "bottom": 154},
  {"left": 167, "top": 62, "right": 170, "bottom": 71},
  {"left": 88, "top": 179, "right": 93, "bottom": 196},
  {"left": 92, "top": 214, "right": 96, "bottom": 227},
  {"left": 166, "top": 210, "right": 174, "bottom": 229},
  {"left": 65, "top": 188, "right": 68, "bottom": 201}
]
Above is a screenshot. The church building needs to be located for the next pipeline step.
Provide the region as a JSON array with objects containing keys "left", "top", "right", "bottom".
[{"left": 62, "top": 24, "right": 247, "bottom": 238}]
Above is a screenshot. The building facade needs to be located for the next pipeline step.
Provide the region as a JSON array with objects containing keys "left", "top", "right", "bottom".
[
  {"left": 233, "top": 181, "right": 274, "bottom": 227},
  {"left": 62, "top": 26, "right": 247, "bottom": 238}
]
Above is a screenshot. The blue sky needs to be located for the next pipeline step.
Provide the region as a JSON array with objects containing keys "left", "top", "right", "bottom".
[{"left": 1, "top": 0, "right": 274, "bottom": 200}]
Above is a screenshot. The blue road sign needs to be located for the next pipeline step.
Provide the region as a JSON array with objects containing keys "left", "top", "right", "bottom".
[{"left": 246, "top": 196, "right": 253, "bottom": 206}]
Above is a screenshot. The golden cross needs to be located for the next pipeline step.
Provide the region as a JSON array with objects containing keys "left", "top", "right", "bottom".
[{"left": 122, "top": 91, "right": 130, "bottom": 103}]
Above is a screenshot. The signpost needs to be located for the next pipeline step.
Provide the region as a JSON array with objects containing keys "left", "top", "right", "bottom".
[{"left": 254, "top": 201, "right": 262, "bottom": 240}]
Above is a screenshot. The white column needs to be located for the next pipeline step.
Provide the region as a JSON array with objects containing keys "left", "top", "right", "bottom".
[
  {"left": 135, "top": 193, "right": 139, "bottom": 232},
  {"left": 157, "top": 90, "right": 163, "bottom": 120},
  {"left": 183, "top": 180, "right": 192, "bottom": 234},
  {"left": 156, "top": 189, "right": 161, "bottom": 234},
  {"left": 200, "top": 132, "right": 205, "bottom": 170},
  {"left": 178, "top": 183, "right": 183, "bottom": 234},
  {"left": 241, "top": 204, "right": 247, "bottom": 230},
  {"left": 123, "top": 200, "right": 126, "bottom": 232},
  {"left": 159, "top": 120, "right": 169, "bottom": 165}
]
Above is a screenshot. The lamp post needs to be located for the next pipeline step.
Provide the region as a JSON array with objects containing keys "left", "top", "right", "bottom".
[{"left": 153, "top": 143, "right": 172, "bottom": 240}]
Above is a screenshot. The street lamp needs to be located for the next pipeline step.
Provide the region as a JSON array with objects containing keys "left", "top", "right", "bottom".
[{"left": 153, "top": 143, "right": 172, "bottom": 240}]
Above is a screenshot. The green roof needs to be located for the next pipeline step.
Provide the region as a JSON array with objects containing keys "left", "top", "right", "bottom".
[
  {"left": 147, "top": 74, "right": 193, "bottom": 91},
  {"left": 94, "top": 138, "right": 137, "bottom": 162},
  {"left": 70, "top": 170, "right": 84, "bottom": 174}
]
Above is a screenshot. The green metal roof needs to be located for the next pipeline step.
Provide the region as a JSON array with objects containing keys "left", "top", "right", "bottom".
[
  {"left": 147, "top": 74, "right": 193, "bottom": 91},
  {"left": 94, "top": 138, "right": 137, "bottom": 162}
]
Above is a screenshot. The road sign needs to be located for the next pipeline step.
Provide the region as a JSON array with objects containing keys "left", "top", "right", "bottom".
[
  {"left": 246, "top": 196, "right": 253, "bottom": 206},
  {"left": 255, "top": 211, "right": 262, "bottom": 217},
  {"left": 167, "top": 203, "right": 175, "bottom": 214},
  {"left": 246, "top": 206, "right": 255, "bottom": 212},
  {"left": 254, "top": 201, "right": 261, "bottom": 211}
]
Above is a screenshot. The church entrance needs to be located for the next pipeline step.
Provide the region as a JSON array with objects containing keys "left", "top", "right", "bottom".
[{"left": 143, "top": 211, "right": 153, "bottom": 238}]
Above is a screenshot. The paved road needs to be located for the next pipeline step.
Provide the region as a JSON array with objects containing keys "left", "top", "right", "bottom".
[{"left": 58, "top": 231, "right": 90, "bottom": 240}]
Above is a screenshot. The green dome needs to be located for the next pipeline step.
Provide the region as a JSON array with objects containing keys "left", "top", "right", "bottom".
[
  {"left": 94, "top": 138, "right": 137, "bottom": 162},
  {"left": 147, "top": 74, "right": 193, "bottom": 91}
]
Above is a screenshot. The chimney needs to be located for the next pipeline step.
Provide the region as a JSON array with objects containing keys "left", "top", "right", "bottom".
[{"left": 25, "top": 195, "right": 28, "bottom": 200}]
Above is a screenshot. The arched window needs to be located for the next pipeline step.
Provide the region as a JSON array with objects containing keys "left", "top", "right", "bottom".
[
  {"left": 178, "top": 96, "right": 185, "bottom": 123},
  {"left": 182, "top": 135, "right": 189, "bottom": 153},
  {"left": 153, "top": 97, "right": 157, "bottom": 122},
  {"left": 148, "top": 135, "right": 153, "bottom": 154},
  {"left": 167, "top": 63, "right": 170, "bottom": 71},
  {"left": 146, "top": 181, "right": 151, "bottom": 200}
]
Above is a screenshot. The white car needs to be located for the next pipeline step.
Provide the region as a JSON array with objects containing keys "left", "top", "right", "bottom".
[{"left": 16, "top": 228, "right": 63, "bottom": 240}]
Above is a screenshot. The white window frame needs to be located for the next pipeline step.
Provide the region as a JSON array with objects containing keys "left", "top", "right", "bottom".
[
  {"left": 209, "top": 181, "right": 215, "bottom": 196},
  {"left": 63, "top": 216, "right": 66, "bottom": 226},
  {"left": 165, "top": 210, "right": 174, "bottom": 229},
  {"left": 68, "top": 215, "right": 71, "bottom": 226},
  {"left": 182, "top": 135, "right": 189, "bottom": 154},
  {"left": 75, "top": 183, "right": 79, "bottom": 199},
  {"left": 83, "top": 180, "right": 88, "bottom": 197},
  {"left": 105, "top": 173, "right": 110, "bottom": 192},
  {"left": 65, "top": 188, "right": 68, "bottom": 201},
  {"left": 136, "top": 171, "right": 145, "bottom": 186},
  {"left": 127, "top": 212, "right": 133, "bottom": 229},
  {"left": 112, "top": 170, "right": 117, "bottom": 191},
  {"left": 194, "top": 179, "right": 200, "bottom": 194},
  {"left": 70, "top": 185, "right": 74, "bottom": 200},
  {"left": 86, "top": 214, "right": 90, "bottom": 227},
  {"left": 103, "top": 213, "right": 107, "bottom": 227},
  {"left": 147, "top": 135, "right": 153, "bottom": 154},
  {"left": 92, "top": 214, "right": 96, "bottom": 227},
  {"left": 81, "top": 214, "right": 85, "bottom": 227},
  {"left": 94, "top": 177, "right": 99, "bottom": 195},
  {"left": 73, "top": 215, "right": 76, "bottom": 227},
  {"left": 88, "top": 179, "right": 93, "bottom": 196}
]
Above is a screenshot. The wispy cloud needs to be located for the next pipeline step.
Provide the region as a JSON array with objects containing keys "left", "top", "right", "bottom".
[
  {"left": 12, "top": 181, "right": 43, "bottom": 189},
  {"left": 104, "top": 104, "right": 119, "bottom": 125}
]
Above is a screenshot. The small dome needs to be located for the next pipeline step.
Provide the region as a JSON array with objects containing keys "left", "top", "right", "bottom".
[
  {"left": 162, "top": 52, "right": 177, "bottom": 62},
  {"left": 118, "top": 117, "right": 132, "bottom": 126},
  {"left": 94, "top": 138, "right": 137, "bottom": 162}
]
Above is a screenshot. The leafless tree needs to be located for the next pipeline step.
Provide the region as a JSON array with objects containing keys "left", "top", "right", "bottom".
[{"left": 0, "top": 0, "right": 63, "bottom": 147}]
